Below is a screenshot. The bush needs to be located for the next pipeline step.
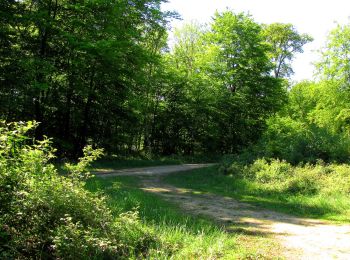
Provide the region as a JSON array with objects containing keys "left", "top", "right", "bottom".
[
  {"left": 285, "top": 165, "right": 323, "bottom": 195},
  {"left": 222, "top": 156, "right": 350, "bottom": 196},
  {"left": 259, "top": 116, "right": 350, "bottom": 164},
  {"left": 247, "top": 158, "right": 293, "bottom": 183},
  {"left": 0, "top": 121, "right": 158, "bottom": 259}
]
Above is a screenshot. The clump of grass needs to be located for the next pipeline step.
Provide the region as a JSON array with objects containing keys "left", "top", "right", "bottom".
[{"left": 86, "top": 176, "right": 230, "bottom": 259}]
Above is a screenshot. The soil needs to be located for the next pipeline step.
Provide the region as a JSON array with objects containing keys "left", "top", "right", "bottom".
[{"left": 96, "top": 164, "right": 350, "bottom": 260}]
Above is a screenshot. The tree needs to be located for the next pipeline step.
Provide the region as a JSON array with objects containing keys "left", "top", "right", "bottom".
[
  {"left": 316, "top": 22, "right": 350, "bottom": 85},
  {"left": 0, "top": 0, "right": 173, "bottom": 157},
  {"left": 1, "top": 5, "right": 295, "bottom": 157},
  {"left": 172, "top": 22, "right": 206, "bottom": 76},
  {"left": 206, "top": 11, "right": 286, "bottom": 152},
  {"left": 262, "top": 23, "right": 313, "bottom": 78}
]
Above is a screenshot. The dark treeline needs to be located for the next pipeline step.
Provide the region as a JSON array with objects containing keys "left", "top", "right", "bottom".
[{"left": 0, "top": 1, "right": 310, "bottom": 157}]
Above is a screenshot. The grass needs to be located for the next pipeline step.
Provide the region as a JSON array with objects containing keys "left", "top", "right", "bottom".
[
  {"left": 164, "top": 166, "right": 350, "bottom": 223},
  {"left": 85, "top": 174, "right": 282, "bottom": 259}
]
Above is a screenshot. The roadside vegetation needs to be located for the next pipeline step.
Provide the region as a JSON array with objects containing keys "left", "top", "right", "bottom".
[
  {"left": 0, "top": 122, "right": 279, "bottom": 259},
  {"left": 86, "top": 175, "right": 282, "bottom": 259},
  {"left": 0, "top": 122, "right": 160, "bottom": 259},
  {"left": 163, "top": 21, "right": 350, "bottom": 225},
  {"left": 165, "top": 164, "right": 350, "bottom": 222}
]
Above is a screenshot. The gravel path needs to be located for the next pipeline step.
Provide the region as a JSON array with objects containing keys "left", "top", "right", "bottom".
[{"left": 95, "top": 164, "right": 350, "bottom": 260}]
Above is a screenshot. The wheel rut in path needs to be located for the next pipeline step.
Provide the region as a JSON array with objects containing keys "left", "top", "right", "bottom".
[{"left": 96, "top": 164, "right": 350, "bottom": 260}]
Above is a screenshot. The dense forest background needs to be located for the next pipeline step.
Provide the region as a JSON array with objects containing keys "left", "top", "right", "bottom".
[
  {"left": 1, "top": 0, "right": 350, "bottom": 164},
  {"left": 0, "top": 0, "right": 308, "bottom": 158}
]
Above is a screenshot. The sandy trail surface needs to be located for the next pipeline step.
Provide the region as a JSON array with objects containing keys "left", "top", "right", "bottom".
[{"left": 96, "top": 164, "right": 350, "bottom": 259}]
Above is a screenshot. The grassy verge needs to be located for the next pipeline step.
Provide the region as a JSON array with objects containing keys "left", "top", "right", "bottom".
[
  {"left": 164, "top": 166, "right": 350, "bottom": 223},
  {"left": 85, "top": 175, "right": 281, "bottom": 259}
]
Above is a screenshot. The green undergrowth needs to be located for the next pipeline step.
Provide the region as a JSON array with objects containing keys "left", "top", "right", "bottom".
[
  {"left": 1, "top": 121, "right": 233, "bottom": 259},
  {"left": 164, "top": 165, "right": 350, "bottom": 223},
  {"left": 1, "top": 122, "right": 159, "bottom": 259},
  {"left": 0, "top": 121, "right": 281, "bottom": 258},
  {"left": 86, "top": 175, "right": 280, "bottom": 259},
  {"left": 2, "top": 121, "right": 253, "bottom": 259}
]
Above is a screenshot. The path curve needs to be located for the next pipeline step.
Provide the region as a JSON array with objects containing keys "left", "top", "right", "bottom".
[
  {"left": 95, "top": 164, "right": 350, "bottom": 260},
  {"left": 94, "top": 163, "right": 215, "bottom": 177}
]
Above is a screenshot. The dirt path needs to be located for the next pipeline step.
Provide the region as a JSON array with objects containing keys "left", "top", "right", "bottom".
[
  {"left": 94, "top": 163, "right": 215, "bottom": 177},
  {"left": 97, "top": 164, "right": 350, "bottom": 260}
]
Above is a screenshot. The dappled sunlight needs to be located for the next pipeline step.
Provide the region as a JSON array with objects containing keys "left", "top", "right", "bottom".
[
  {"left": 141, "top": 184, "right": 204, "bottom": 196},
  {"left": 152, "top": 181, "right": 350, "bottom": 259},
  {"left": 141, "top": 187, "right": 173, "bottom": 193},
  {"left": 98, "top": 165, "right": 350, "bottom": 259},
  {"left": 93, "top": 164, "right": 216, "bottom": 178}
]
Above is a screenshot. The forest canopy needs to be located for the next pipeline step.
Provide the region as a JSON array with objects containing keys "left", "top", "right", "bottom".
[{"left": 0, "top": 0, "right": 328, "bottom": 160}]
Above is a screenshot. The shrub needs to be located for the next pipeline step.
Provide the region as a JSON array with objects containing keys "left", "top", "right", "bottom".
[
  {"left": 248, "top": 158, "right": 293, "bottom": 183},
  {"left": 259, "top": 116, "right": 350, "bottom": 164},
  {"left": 285, "top": 165, "right": 323, "bottom": 195},
  {"left": 0, "top": 121, "right": 158, "bottom": 259},
  {"left": 222, "top": 156, "right": 350, "bottom": 196}
]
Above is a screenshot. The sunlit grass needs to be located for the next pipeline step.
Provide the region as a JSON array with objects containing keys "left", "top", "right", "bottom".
[
  {"left": 164, "top": 166, "right": 350, "bottom": 223},
  {"left": 85, "top": 175, "right": 281, "bottom": 259}
]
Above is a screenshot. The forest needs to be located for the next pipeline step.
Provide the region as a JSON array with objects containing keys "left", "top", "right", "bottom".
[{"left": 1, "top": 0, "right": 350, "bottom": 259}]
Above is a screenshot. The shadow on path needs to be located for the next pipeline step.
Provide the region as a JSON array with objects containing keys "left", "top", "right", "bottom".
[{"left": 96, "top": 164, "right": 350, "bottom": 260}]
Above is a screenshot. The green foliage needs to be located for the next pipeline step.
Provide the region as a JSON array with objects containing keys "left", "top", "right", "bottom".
[
  {"left": 0, "top": 121, "right": 159, "bottom": 259},
  {"left": 261, "top": 116, "right": 309, "bottom": 163},
  {"left": 258, "top": 79, "right": 350, "bottom": 163},
  {"left": 213, "top": 21, "right": 350, "bottom": 218},
  {"left": 225, "top": 22, "right": 350, "bottom": 166},
  {"left": 205, "top": 11, "right": 286, "bottom": 151},
  {"left": 0, "top": 0, "right": 173, "bottom": 157},
  {"left": 316, "top": 22, "right": 350, "bottom": 83},
  {"left": 149, "top": 11, "right": 287, "bottom": 155},
  {"left": 224, "top": 158, "right": 350, "bottom": 197},
  {"left": 65, "top": 145, "right": 104, "bottom": 180},
  {"left": 1, "top": 4, "right": 290, "bottom": 157},
  {"left": 165, "top": 165, "right": 350, "bottom": 222},
  {"left": 262, "top": 23, "right": 313, "bottom": 78}
]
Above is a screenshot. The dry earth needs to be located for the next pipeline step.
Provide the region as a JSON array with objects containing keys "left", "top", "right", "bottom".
[{"left": 96, "top": 164, "right": 350, "bottom": 260}]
